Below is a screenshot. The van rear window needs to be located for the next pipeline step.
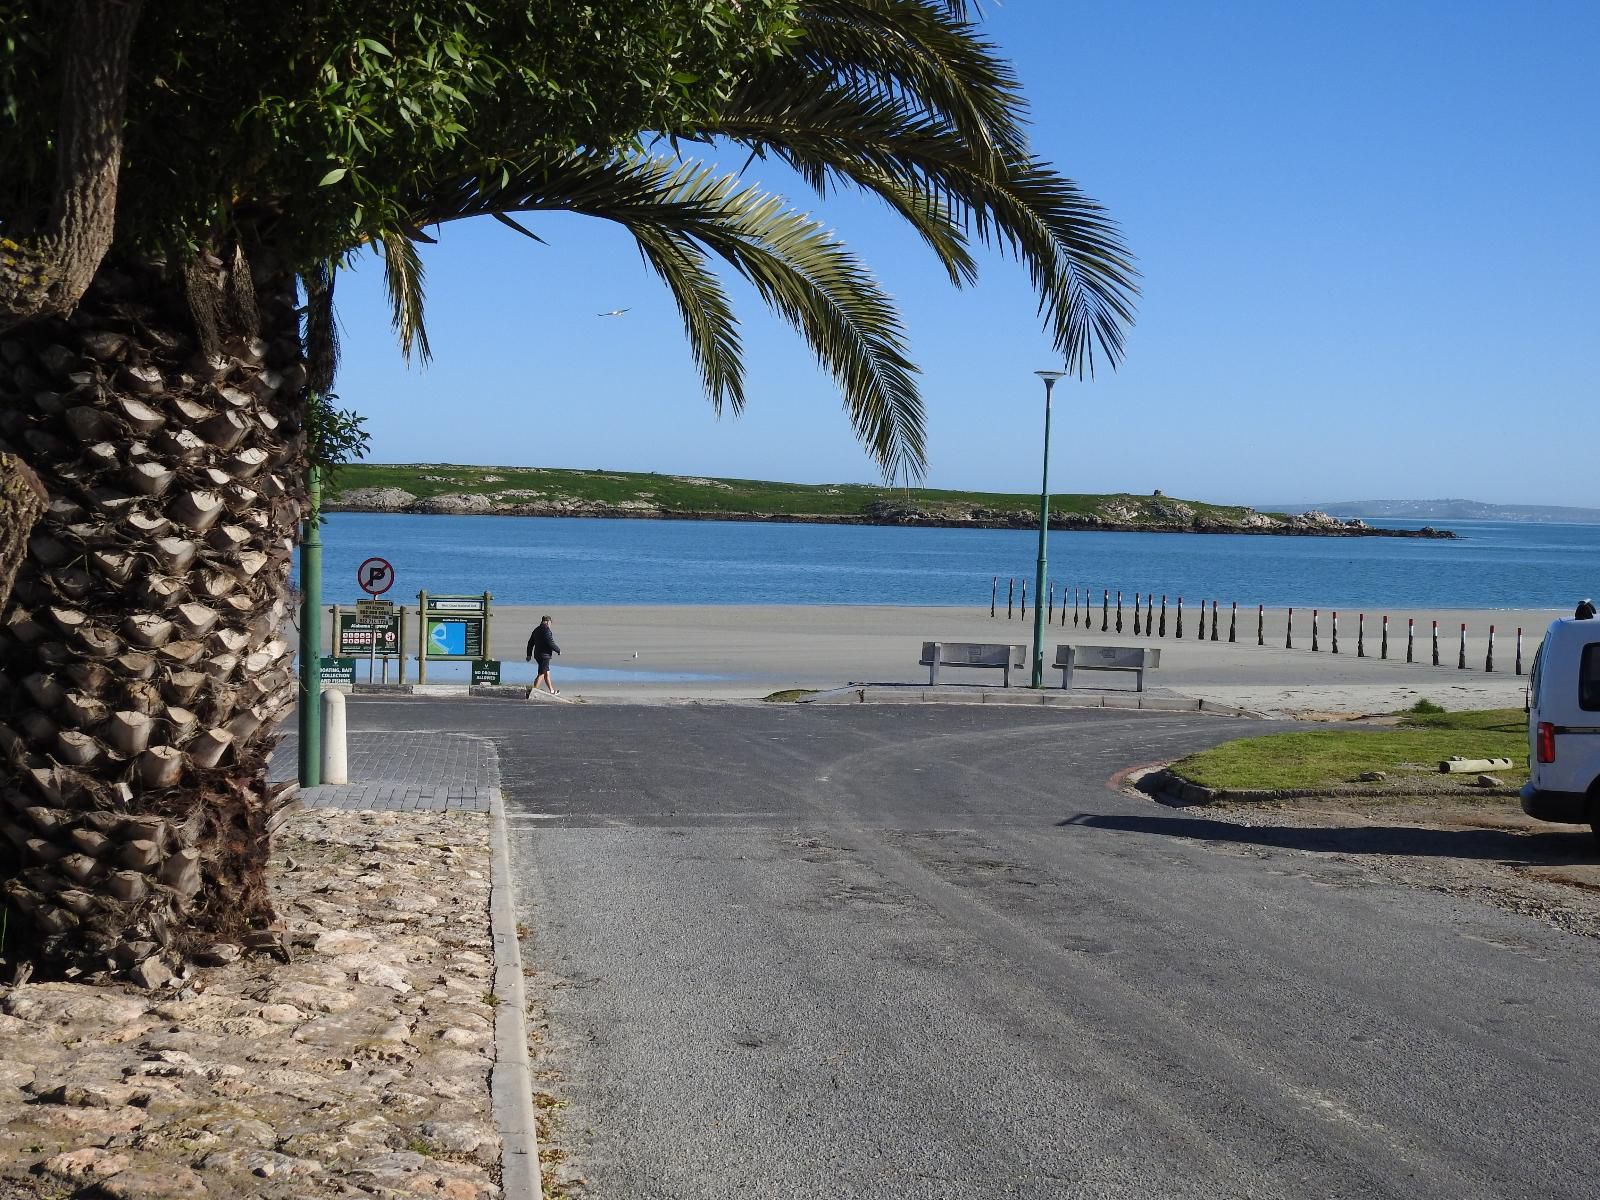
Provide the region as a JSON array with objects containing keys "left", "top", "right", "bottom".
[{"left": 1582, "top": 644, "right": 1600, "bottom": 711}]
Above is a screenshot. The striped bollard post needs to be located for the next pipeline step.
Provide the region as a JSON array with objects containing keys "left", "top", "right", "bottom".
[
  {"left": 1516, "top": 628, "right": 1524, "bottom": 675},
  {"left": 1133, "top": 593, "right": 1142, "bottom": 635},
  {"left": 1358, "top": 613, "right": 1365, "bottom": 657},
  {"left": 1458, "top": 623, "right": 1467, "bottom": 670},
  {"left": 1048, "top": 581, "right": 1055, "bottom": 625},
  {"left": 1331, "top": 611, "right": 1339, "bottom": 654},
  {"left": 991, "top": 576, "right": 998, "bottom": 618},
  {"left": 1062, "top": 586, "right": 1070, "bottom": 627},
  {"left": 1486, "top": 625, "right": 1495, "bottom": 673},
  {"left": 1146, "top": 594, "right": 1155, "bottom": 637},
  {"left": 1381, "top": 615, "right": 1389, "bottom": 660},
  {"left": 1115, "top": 590, "right": 1123, "bottom": 633},
  {"left": 1286, "top": 607, "right": 1294, "bottom": 649},
  {"left": 1312, "top": 609, "right": 1320, "bottom": 652},
  {"left": 1101, "top": 589, "right": 1110, "bottom": 632},
  {"left": 1020, "top": 579, "right": 1027, "bottom": 620},
  {"left": 1007, "top": 577, "right": 1015, "bottom": 620},
  {"left": 1072, "top": 586, "right": 1079, "bottom": 627},
  {"left": 1159, "top": 596, "right": 1167, "bottom": 637},
  {"left": 1257, "top": 603, "right": 1264, "bottom": 646},
  {"left": 1229, "top": 601, "right": 1238, "bottom": 643},
  {"left": 1176, "top": 597, "right": 1184, "bottom": 639},
  {"left": 1407, "top": 618, "right": 1414, "bottom": 663},
  {"left": 1432, "top": 620, "right": 1439, "bottom": 666},
  {"left": 1210, "top": 600, "right": 1219, "bottom": 641}
]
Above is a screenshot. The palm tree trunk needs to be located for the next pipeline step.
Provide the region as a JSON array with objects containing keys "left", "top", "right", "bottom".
[
  {"left": 0, "top": 453, "right": 47, "bottom": 610},
  {"left": 0, "top": 249, "right": 307, "bottom": 977}
]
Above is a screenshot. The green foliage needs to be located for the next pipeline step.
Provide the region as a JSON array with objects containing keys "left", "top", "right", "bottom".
[
  {"left": 2, "top": 1, "right": 1137, "bottom": 479},
  {"left": 0, "top": 0, "right": 798, "bottom": 262},
  {"left": 1405, "top": 698, "right": 1447, "bottom": 716},
  {"left": 305, "top": 392, "right": 371, "bottom": 481}
]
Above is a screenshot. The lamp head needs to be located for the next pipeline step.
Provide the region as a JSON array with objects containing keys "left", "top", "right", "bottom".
[{"left": 1035, "top": 369, "right": 1067, "bottom": 382}]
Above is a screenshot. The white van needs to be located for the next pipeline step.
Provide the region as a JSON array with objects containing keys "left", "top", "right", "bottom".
[{"left": 1523, "top": 618, "right": 1600, "bottom": 840}]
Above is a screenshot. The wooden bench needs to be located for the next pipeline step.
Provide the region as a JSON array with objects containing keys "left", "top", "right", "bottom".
[
  {"left": 1055, "top": 645, "right": 1161, "bottom": 692},
  {"left": 920, "top": 641, "right": 1027, "bottom": 687}
]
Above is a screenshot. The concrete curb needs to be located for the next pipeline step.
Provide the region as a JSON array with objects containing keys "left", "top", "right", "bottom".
[
  {"left": 487, "top": 786, "right": 542, "bottom": 1200},
  {"left": 800, "top": 684, "right": 1260, "bottom": 717},
  {"left": 1134, "top": 766, "right": 1522, "bottom": 807}
]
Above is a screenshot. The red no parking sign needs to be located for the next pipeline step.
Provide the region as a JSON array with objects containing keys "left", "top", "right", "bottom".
[{"left": 357, "top": 557, "right": 394, "bottom": 596}]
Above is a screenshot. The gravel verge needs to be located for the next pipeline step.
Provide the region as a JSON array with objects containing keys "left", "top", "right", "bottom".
[{"left": 0, "top": 808, "right": 503, "bottom": 1199}]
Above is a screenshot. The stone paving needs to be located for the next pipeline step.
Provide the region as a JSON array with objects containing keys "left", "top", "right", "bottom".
[
  {"left": 0, "top": 733, "right": 512, "bottom": 1199},
  {"left": 270, "top": 732, "right": 498, "bottom": 813}
]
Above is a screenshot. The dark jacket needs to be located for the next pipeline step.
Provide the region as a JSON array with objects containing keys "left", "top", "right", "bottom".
[{"left": 527, "top": 624, "right": 561, "bottom": 658}]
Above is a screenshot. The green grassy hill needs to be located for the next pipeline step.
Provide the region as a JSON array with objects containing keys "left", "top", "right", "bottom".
[{"left": 327, "top": 462, "right": 1276, "bottom": 525}]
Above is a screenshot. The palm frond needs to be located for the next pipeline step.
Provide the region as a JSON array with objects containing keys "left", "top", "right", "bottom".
[
  {"left": 628, "top": 224, "right": 745, "bottom": 415},
  {"left": 777, "top": 0, "right": 1028, "bottom": 165},
  {"left": 706, "top": 83, "right": 1138, "bottom": 373},
  {"left": 410, "top": 154, "right": 925, "bottom": 478},
  {"left": 378, "top": 228, "right": 432, "bottom": 365},
  {"left": 302, "top": 260, "right": 339, "bottom": 397}
]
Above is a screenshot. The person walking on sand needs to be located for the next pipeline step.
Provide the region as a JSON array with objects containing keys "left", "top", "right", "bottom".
[{"left": 525, "top": 615, "right": 562, "bottom": 693}]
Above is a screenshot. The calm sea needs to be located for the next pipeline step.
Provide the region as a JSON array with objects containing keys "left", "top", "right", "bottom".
[{"left": 309, "top": 513, "right": 1598, "bottom": 610}]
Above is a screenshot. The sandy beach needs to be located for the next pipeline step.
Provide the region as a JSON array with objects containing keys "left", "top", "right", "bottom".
[{"left": 441, "top": 603, "right": 1564, "bottom": 715}]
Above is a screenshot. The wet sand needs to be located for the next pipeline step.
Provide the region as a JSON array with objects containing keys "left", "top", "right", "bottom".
[{"left": 470, "top": 604, "right": 1562, "bottom": 714}]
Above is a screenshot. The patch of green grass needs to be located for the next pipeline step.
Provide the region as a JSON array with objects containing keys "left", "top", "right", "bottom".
[
  {"left": 762, "top": 689, "right": 819, "bottom": 703},
  {"left": 1174, "top": 708, "right": 1528, "bottom": 792},
  {"left": 1407, "top": 697, "right": 1447, "bottom": 715}
]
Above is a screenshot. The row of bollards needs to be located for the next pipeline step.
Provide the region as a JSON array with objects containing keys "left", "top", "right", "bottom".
[{"left": 988, "top": 577, "right": 1525, "bottom": 675}]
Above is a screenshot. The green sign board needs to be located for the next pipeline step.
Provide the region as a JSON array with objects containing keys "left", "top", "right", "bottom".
[
  {"left": 336, "top": 612, "right": 400, "bottom": 658},
  {"left": 470, "top": 660, "right": 502, "bottom": 685},
  {"left": 425, "top": 616, "right": 485, "bottom": 660},
  {"left": 319, "top": 656, "right": 355, "bottom": 687}
]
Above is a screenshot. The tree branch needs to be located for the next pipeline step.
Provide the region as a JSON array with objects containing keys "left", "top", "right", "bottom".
[{"left": 0, "top": 0, "right": 145, "bottom": 332}]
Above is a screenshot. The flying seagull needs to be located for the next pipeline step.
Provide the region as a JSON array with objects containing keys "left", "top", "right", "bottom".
[{"left": 597, "top": 307, "right": 630, "bottom": 317}]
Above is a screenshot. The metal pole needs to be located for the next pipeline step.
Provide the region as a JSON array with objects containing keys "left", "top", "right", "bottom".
[
  {"left": 1031, "top": 373, "right": 1060, "bottom": 687},
  {"left": 418, "top": 590, "right": 429, "bottom": 684},
  {"left": 297, "top": 465, "right": 323, "bottom": 787}
]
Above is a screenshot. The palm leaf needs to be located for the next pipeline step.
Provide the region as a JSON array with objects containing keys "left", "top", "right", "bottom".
[
  {"left": 411, "top": 154, "right": 925, "bottom": 478},
  {"left": 378, "top": 228, "right": 432, "bottom": 365}
]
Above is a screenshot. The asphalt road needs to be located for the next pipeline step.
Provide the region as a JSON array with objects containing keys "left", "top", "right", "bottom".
[{"left": 351, "top": 699, "right": 1600, "bottom": 1199}]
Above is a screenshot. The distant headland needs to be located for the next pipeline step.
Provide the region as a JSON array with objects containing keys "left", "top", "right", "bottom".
[{"left": 325, "top": 465, "right": 1457, "bottom": 539}]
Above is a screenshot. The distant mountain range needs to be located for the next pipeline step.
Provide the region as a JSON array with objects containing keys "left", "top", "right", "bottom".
[{"left": 1264, "top": 499, "right": 1600, "bottom": 524}]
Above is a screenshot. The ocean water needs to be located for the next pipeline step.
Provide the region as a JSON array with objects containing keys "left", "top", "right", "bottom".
[{"left": 307, "top": 513, "right": 1599, "bottom": 610}]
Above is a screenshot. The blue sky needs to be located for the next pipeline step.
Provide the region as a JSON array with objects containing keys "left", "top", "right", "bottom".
[{"left": 330, "top": 1, "right": 1597, "bottom": 507}]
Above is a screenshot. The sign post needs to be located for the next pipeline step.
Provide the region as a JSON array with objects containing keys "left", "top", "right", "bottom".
[
  {"left": 354, "top": 559, "right": 396, "bottom": 685},
  {"left": 417, "top": 591, "right": 495, "bottom": 685}
]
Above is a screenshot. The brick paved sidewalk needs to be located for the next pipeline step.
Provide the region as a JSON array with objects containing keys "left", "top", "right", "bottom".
[{"left": 270, "top": 730, "right": 499, "bottom": 813}]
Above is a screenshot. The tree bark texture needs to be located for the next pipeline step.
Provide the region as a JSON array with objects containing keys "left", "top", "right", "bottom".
[
  {"left": 0, "top": 453, "right": 48, "bottom": 612},
  {"left": 0, "top": 0, "right": 145, "bottom": 333},
  {"left": 0, "top": 250, "right": 308, "bottom": 976}
]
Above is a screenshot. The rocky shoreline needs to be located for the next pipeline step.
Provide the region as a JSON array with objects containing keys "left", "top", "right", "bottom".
[{"left": 328, "top": 489, "right": 1457, "bottom": 539}]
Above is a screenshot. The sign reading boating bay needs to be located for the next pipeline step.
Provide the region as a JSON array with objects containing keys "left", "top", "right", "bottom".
[
  {"left": 319, "top": 656, "right": 355, "bottom": 687},
  {"left": 416, "top": 592, "right": 494, "bottom": 681}
]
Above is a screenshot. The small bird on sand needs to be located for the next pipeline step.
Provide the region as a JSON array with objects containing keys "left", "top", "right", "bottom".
[{"left": 597, "top": 308, "right": 630, "bottom": 317}]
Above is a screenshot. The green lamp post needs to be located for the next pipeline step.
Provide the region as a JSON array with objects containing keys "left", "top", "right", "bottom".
[{"left": 1031, "top": 370, "right": 1067, "bottom": 687}]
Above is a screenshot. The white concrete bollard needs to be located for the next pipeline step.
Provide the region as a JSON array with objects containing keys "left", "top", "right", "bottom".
[{"left": 322, "top": 688, "right": 349, "bottom": 785}]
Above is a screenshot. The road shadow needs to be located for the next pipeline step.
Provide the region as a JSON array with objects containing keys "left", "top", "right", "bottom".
[{"left": 1059, "top": 811, "right": 1600, "bottom": 866}]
